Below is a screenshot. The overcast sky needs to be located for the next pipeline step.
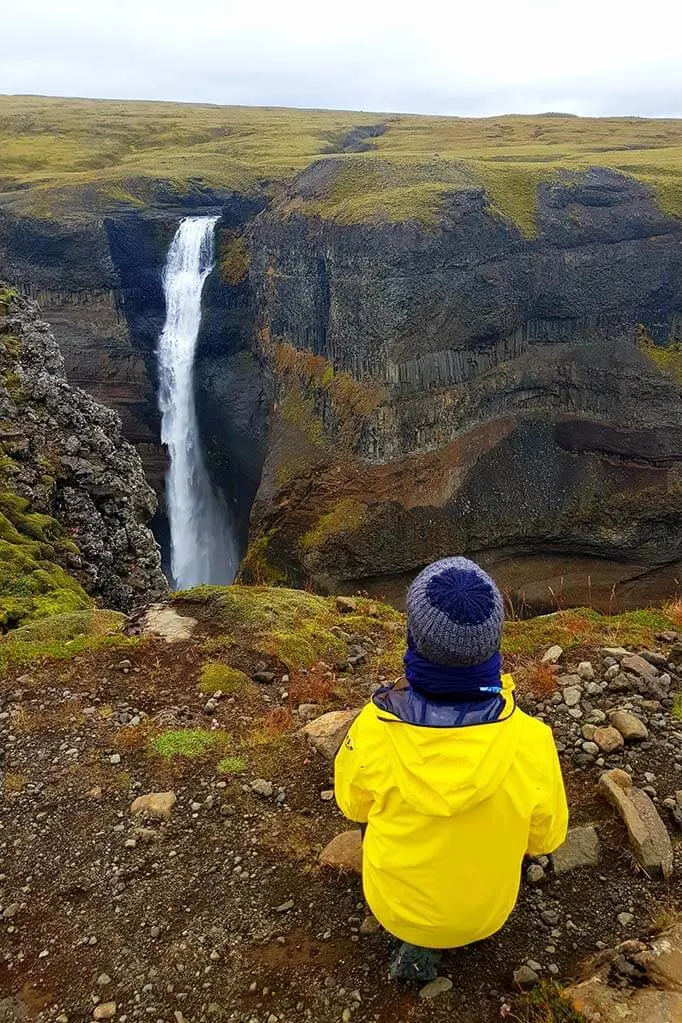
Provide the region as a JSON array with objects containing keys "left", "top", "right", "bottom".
[{"left": 1, "top": 0, "right": 681, "bottom": 118}]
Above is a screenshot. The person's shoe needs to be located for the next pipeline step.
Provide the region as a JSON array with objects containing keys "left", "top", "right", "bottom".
[{"left": 389, "top": 942, "right": 441, "bottom": 983}]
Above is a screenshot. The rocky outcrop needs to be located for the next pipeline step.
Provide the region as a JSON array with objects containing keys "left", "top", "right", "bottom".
[
  {"left": 0, "top": 285, "right": 166, "bottom": 611},
  {"left": 244, "top": 167, "right": 682, "bottom": 609},
  {"left": 565, "top": 921, "right": 682, "bottom": 1022}
]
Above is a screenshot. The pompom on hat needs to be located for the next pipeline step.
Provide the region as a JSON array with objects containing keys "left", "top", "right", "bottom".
[{"left": 406, "top": 557, "right": 505, "bottom": 668}]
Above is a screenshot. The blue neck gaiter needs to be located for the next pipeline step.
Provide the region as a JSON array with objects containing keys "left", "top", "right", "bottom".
[{"left": 403, "top": 641, "right": 502, "bottom": 700}]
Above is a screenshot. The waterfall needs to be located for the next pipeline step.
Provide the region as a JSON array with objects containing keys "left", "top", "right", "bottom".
[{"left": 156, "top": 215, "right": 236, "bottom": 589}]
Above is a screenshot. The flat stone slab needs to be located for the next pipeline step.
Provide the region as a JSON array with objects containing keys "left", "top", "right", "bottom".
[
  {"left": 598, "top": 769, "right": 673, "bottom": 880},
  {"left": 303, "top": 709, "right": 361, "bottom": 760},
  {"left": 142, "top": 605, "right": 197, "bottom": 643},
  {"left": 319, "top": 830, "right": 363, "bottom": 873},
  {"left": 551, "top": 825, "right": 601, "bottom": 874},
  {"left": 620, "top": 653, "right": 658, "bottom": 678}
]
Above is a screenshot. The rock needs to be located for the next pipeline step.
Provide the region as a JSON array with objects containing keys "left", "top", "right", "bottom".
[
  {"left": 302, "top": 709, "right": 361, "bottom": 760},
  {"left": 563, "top": 686, "right": 582, "bottom": 708},
  {"left": 551, "top": 826, "right": 601, "bottom": 874},
  {"left": 250, "top": 778, "right": 274, "bottom": 797},
  {"left": 336, "top": 596, "right": 359, "bottom": 613},
  {"left": 96, "top": 974, "right": 112, "bottom": 987},
  {"left": 142, "top": 604, "right": 197, "bottom": 642},
  {"left": 109, "top": 754, "right": 121, "bottom": 765},
  {"left": 598, "top": 769, "right": 673, "bottom": 880},
  {"left": 578, "top": 661, "right": 595, "bottom": 680},
  {"left": 600, "top": 647, "right": 630, "bottom": 661},
  {"left": 93, "top": 1004, "right": 116, "bottom": 1021},
  {"left": 564, "top": 921, "right": 682, "bottom": 1022},
  {"left": 253, "top": 671, "right": 275, "bottom": 684},
  {"left": 593, "top": 726, "right": 625, "bottom": 754},
  {"left": 620, "top": 653, "right": 658, "bottom": 678},
  {"left": 541, "top": 645, "right": 563, "bottom": 664},
  {"left": 297, "top": 703, "right": 319, "bottom": 721},
  {"left": 513, "top": 965, "right": 539, "bottom": 988},
  {"left": 319, "top": 830, "right": 363, "bottom": 873},
  {"left": 582, "top": 741, "right": 599, "bottom": 756},
  {"left": 419, "top": 977, "right": 453, "bottom": 1000},
  {"left": 130, "top": 791, "right": 177, "bottom": 821},
  {"left": 609, "top": 710, "right": 649, "bottom": 742},
  {"left": 585, "top": 681, "right": 603, "bottom": 697},
  {"left": 618, "top": 912, "right": 634, "bottom": 926},
  {"left": 526, "top": 864, "right": 546, "bottom": 885},
  {"left": 359, "top": 915, "right": 380, "bottom": 936}
]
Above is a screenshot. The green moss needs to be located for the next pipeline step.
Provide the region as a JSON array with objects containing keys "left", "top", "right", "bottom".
[
  {"left": 175, "top": 584, "right": 348, "bottom": 670},
  {"left": 149, "top": 729, "right": 225, "bottom": 758},
  {"left": 640, "top": 337, "right": 682, "bottom": 384},
  {"left": 6, "top": 609, "right": 125, "bottom": 644},
  {"left": 239, "top": 531, "right": 287, "bottom": 585},
  {"left": 302, "top": 499, "right": 368, "bottom": 552},
  {"left": 199, "top": 661, "right": 251, "bottom": 695},
  {"left": 0, "top": 632, "right": 139, "bottom": 671},
  {"left": 0, "top": 536, "right": 91, "bottom": 629},
  {"left": 673, "top": 694, "right": 682, "bottom": 722},
  {"left": 0, "top": 287, "right": 19, "bottom": 313},
  {"left": 217, "top": 755, "right": 247, "bottom": 775},
  {"left": 218, "top": 232, "right": 250, "bottom": 285}
]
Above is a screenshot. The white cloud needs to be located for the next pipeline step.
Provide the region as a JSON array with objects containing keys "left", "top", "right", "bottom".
[{"left": 1, "top": 0, "right": 680, "bottom": 116}]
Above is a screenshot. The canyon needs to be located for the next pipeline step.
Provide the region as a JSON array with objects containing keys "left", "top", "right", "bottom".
[{"left": 0, "top": 98, "right": 681, "bottom": 609}]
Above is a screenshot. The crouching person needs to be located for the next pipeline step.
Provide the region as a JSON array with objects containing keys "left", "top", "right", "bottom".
[{"left": 334, "top": 557, "right": 568, "bottom": 982}]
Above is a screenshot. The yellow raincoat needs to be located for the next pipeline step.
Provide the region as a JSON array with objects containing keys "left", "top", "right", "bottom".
[{"left": 334, "top": 674, "right": 568, "bottom": 949}]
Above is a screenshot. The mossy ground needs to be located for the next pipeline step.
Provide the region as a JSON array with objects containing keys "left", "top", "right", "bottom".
[
  {"left": 199, "top": 661, "right": 252, "bottom": 695},
  {"left": 503, "top": 606, "right": 677, "bottom": 657},
  {"left": 0, "top": 490, "right": 91, "bottom": 629},
  {"left": 2, "top": 96, "right": 681, "bottom": 231}
]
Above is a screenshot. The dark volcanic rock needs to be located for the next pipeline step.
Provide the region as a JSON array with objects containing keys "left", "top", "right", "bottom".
[
  {"left": 0, "top": 286, "right": 166, "bottom": 608},
  {"left": 243, "top": 167, "right": 682, "bottom": 608}
]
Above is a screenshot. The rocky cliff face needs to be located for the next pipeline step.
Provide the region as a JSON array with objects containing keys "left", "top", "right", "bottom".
[
  {"left": 2, "top": 164, "right": 681, "bottom": 611},
  {"left": 0, "top": 285, "right": 166, "bottom": 613},
  {"left": 242, "top": 167, "right": 682, "bottom": 610}
]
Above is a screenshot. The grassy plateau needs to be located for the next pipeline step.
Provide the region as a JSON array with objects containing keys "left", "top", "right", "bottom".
[{"left": 0, "top": 95, "right": 681, "bottom": 232}]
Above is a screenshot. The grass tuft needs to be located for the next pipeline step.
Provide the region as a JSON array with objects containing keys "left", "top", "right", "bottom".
[
  {"left": 217, "top": 755, "right": 248, "bottom": 775},
  {"left": 149, "top": 729, "right": 225, "bottom": 758}
]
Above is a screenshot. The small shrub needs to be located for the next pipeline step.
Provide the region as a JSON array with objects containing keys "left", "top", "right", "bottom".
[
  {"left": 217, "top": 755, "right": 247, "bottom": 775},
  {"left": 199, "top": 661, "right": 250, "bottom": 695},
  {"left": 513, "top": 981, "right": 586, "bottom": 1022},
  {"left": 150, "top": 729, "right": 224, "bottom": 758}
]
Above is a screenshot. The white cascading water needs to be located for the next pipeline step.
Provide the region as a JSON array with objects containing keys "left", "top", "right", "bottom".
[{"left": 156, "top": 215, "right": 236, "bottom": 588}]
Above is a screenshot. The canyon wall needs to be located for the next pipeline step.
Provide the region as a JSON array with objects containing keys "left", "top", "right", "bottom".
[
  {"left": 242, "top": 167, "right": 682, "bottom": 610},
  {"left": 1, "top": 164, "right": 681, "bottom": 611}
]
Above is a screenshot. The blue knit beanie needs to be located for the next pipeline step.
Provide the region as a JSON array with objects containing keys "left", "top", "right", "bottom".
[{"left": 406, "top": 557, "right": 505, "bottom": 667}]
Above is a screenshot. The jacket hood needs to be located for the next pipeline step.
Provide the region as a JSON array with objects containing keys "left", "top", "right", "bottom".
[{"left": 370, "top": 675, "right": 520, "bottom": 817}]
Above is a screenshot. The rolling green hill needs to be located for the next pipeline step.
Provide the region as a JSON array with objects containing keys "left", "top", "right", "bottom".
[{"left": 1, "top": 95, "right": 681, "bottom": 232}]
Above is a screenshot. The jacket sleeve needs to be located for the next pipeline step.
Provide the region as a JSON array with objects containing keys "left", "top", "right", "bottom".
[
  {"left": 334, "top": 707, "right": 376, "bottom": 824},
  {"left": 527, "top": 727, "right": 569, "bottom": 857}
]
